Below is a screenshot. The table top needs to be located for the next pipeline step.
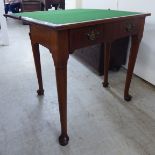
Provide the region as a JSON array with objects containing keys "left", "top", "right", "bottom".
[{"left": 7, "top": 9, "right": 150, "bottom": 29}]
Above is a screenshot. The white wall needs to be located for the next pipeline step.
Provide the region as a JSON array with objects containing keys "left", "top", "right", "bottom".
[
  {"left": 76, "top": 0, "right": 82, "bottom": 8},
  {"left": 65, "top": 0, "right": 83, "bottom": 9},
  {"left": 81, "top": 0, "right": 155, "bottom": 86},
  {"left": 0, "top": 0, "right": 9, "bottom": 46},
  {"left": 65, "top": 0, "right": 76, "bottom": 9},
  {"left": 82, "top": 0, "right": 117, "bottom": 10}
]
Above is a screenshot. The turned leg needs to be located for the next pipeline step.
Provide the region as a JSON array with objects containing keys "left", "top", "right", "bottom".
[
  {"left": 31, "top": 43, "right": 44, "bottom": 95},
  {"left": 124, "top": 35, "right": 141, "bottom": 101},
  {"left": 55, "top": 66, "right": 69, "bottom": 146},
  {"left": 103, "top": 42, "right": 111, "bottom": 87}
]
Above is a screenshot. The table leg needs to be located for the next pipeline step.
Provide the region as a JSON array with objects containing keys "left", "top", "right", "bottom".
[
  {"left": 103, "top": 42, "right": 111, "bottom": 87},
  {"left": 48, "top": 30, "right": 69, "bottom": 146},
  {"left": 124, "top": 35, "right": 141, "bottom": 101},
  {"left": 31, "top": 43, "right": 44, "bottom": 95},
  {"left": 55, "top": 66, "right": 69, "bottom": 146}
]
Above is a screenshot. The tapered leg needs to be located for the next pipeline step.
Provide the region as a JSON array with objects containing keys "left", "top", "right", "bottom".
[
  {"left": 49, "top": 30, "right": 69, "bottom": 146},
  {"left": 31, "top": 43, "right": 44, "bottom": 95},
  {"left": 103, "top": 42, "right": 111, "bottom": 87},
  {"left": 124, "top": 35, "right": 141, "bottom": 101},
  {"left": 55, "top": 66, "right": 69, "bottom": 146}
]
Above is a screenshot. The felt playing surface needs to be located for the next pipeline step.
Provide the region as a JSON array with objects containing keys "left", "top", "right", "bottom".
[{"left": 14, "top": 9, "right": 141, "bottom": 25}]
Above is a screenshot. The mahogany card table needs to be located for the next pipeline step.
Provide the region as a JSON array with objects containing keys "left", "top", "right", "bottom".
[{"left": 5, "top": 9, "right": 150, "bottom": 146}]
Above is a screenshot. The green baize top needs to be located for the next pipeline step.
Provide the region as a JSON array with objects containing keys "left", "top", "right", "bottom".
[{"left": 15, "top": 9, "right": 141, "bottom": 25}]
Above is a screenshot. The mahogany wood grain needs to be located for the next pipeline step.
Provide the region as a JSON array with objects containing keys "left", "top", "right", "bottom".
[
  {"left": 29, "top": 38, "right": 44, "bottom": 95},
  {"left": 124, "top": 35, "right": 142, "bottom": 101}
]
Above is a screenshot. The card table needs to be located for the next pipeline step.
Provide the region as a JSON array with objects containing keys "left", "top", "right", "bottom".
[{"left": 5, "top": 9, "right": 151, "bottom": 146}]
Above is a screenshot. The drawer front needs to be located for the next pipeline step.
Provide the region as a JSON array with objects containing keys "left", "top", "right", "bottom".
[
  {"left": 22, "top": 3, "right": 41, "bottom": 11},
  {"left": 69, "top": 18, "right": 144, "bottom": 51},
  {"left": 103, "top": 18, "right": 144, "bottom": 40},
  {"left": 69, "top": 25, "right": 104, "bottom": 51}
]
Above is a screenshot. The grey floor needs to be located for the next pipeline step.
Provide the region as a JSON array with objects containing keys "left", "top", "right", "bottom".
[{"left": 0, "top": 19, "right": 155, "bottom": 155}]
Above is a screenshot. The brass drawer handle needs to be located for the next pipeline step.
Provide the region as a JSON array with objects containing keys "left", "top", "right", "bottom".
[
  {"left": 126, "top": 23, "right": 136, "bottom": 32},
  {"left": 86, "top": 29, "right": 100, "bottom": 41}
]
